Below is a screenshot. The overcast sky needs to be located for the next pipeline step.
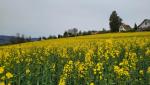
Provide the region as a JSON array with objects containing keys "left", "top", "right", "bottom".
[{"left": 0, "top": 0, "right": 150, "bottom": 37}]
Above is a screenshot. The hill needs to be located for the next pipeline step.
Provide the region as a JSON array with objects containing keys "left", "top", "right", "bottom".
[
  {"left": 0, "top": 35, "right": 38, "bottom": 45},
  {"left": 1, "top": 32, "right": 150, "bottom": 47},
  {"left": 0, "top": 35, "right": 15, "bottom": 44}
]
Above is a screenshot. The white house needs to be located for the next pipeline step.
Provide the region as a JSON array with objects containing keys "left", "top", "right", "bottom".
[
  {"left": 138, "top": 19, "right": 150, "bottom": 31},
  {"left": 119, "top": 23, "right": 131, "bottom": 32}
]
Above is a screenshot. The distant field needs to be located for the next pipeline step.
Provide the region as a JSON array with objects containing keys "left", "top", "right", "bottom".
[{"left": 0, "top": 32, "right": 150, "bottom": 85}]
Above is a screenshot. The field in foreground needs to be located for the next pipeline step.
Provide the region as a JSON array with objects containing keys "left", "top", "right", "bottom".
[{"left": 0, "top": 32, "right": 150, "bottom": 85}]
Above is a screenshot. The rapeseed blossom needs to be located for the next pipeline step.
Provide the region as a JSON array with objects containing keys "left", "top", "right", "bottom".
[
  {"left": 58, "top": 77, "right": 66, "bottom": 85},
  {"left": 0, "top": 32, "right": 149, "bottom": 84},
  {"left": 90, "top": 82, "right": 94, "bottom": 85},
  {"left": 139, "top": 70, "right": 144, "bottom": 75},
  {"left": 0, "top": 67, "right": 4, "bottom": 74},
  {"left": 6, "top": 72, "right": 13, "bottom": 79},
  {"left": 114, "top": 65, "right": 130, "bottom": 78},
  {"left": 0, "top": 82, "right": 5, "bottom": 85},
  {"left": 26, "top": 69, "right": 30, "bottom": 74}
]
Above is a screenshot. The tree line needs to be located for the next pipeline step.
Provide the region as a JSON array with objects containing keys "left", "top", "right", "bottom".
[
  {"left": 9, "top": 33, "right": 32, "bottom": 44},
  {"left": 8, "top": 10, "right": 139, "bottom": 44},
  {"left": 35, "top": 10, "right": 140, "bottom": 40},
  {"left": 38, "top": 28, "right": 109, "bottom": 40}
]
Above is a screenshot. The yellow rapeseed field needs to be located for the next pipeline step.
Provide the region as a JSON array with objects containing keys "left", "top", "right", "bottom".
[{"left": 0, "top": 32, "right": 150, "bottom": 85}]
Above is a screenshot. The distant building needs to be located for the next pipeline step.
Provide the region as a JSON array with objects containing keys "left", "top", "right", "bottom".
[
  {"left": 138, "top": 19, "right": 150, "bottom": 31},
  {"left": 119, "top": 23, "right": 131, "bottom": 32}
]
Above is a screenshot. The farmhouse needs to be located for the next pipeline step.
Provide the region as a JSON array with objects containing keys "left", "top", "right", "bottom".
[
  {"left": 138, "top": 19, "right": 150, "bottom": 31},
  {"left": 119, "top": 23, "right": 131, "bottom": 32}
]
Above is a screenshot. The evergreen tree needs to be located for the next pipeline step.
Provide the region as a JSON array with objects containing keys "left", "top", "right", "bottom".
[
  {"left": 38, "top": 37, "right": 42, "bottom": 41},
  {"left": 109, "top": 11, "right": 122, "bottom": 32},
  {"left": 134, "top": 23, "right": 138, "bottom": 31},
  {"left": 42, "top": 36, "right": 47, "bottom": 40},
  {"left": 63, "top": 31, "right": 69, "bottom": 37},
  {"left": 58, "top": 34, "right": 63, "bottom": 38}
]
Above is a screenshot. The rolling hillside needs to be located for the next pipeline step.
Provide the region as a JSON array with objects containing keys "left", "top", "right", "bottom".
[
  {"left": 1, "top": 32, "right": 150, "bottom": 48},
  {"left": 0, "top": 35, "right": 38, "bottom": 45}
]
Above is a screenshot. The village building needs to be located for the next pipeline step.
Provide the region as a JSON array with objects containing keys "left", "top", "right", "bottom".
[
  {"left": 138, "top": 19, "right": 150, "bottom": 31},
  {"left": 119, "top": 23, "right": 131, "bottom": 32}
]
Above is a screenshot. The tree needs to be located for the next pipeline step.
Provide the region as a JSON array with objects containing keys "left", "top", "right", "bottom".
[
  {"left": 72, "top": 28, "right": 78, "bottom": 35},
  {"left": 42, "top": 36, "right": 47, "bottom": 40},
  {"left": 102, "top": 28, "right": 106, "bottom": 32},
  {"left": 38, "top": 37, "right": 42, "bottom": 41},
  {"left": 134, "top": 23, "right": 138, "bottom": 31},
  {"left": 78, "top": 31, "right": 82, "bottom": 36},
  {"left": 10, "top": 33, "right": 27, "bottom": 44},
  {"left": 68, "top": 28, "right": 78, "bottom": 36},
  {"left": 15, "top": 33, "right": 25, "bottom": 43},
  {"left": 63, "top": 31, "right": 69, "bottom": 37},
  {"left": 48, "top": 35, "right": 57, "bottom": 39},
  {"left": 58, "top": 34, "right": 63, "bottom": 38},
  {"left": 109, "top": 11, "right": 122, "bottom": 32},
  {"left": 20, "top": 34, "right": 25, "bottom": 43},
  {"left": 10, "top": 37, "right": 17, "bottom": 44}
]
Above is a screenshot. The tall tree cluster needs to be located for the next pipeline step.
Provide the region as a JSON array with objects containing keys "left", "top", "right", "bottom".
[
  {"left": 109, "top": 11, "right": 122, "bottom": 32},
  {"left": 10, "top": 33, "right": 32, "bottom": 44}
]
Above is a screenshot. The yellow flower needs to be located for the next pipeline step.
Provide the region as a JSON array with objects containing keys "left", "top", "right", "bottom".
[
  {"left": 100, "top": 75, "right": 103, "bottom": 80},
  {"left": 147, "top": 67, "right": 150, "bottom": 74},
  {"left": 6, "top": 72, "right": 13, "bottom": 79},
  {"left": 0, "top": 67, "right": 4, "bottom": 74},
  {"left": 58, "top": 78, "right": 66, "bottom": 85},
  {"left": 85, "top": 49, "right": 93, "bottom": 63},
  {"left": 114, "top": 66, "right": 119, "bottom": 72},
  {"left": 1, "top": 76, "right": 5, "bottom": 80},
  {"left": 114, "top": 65, "right": 130, "bottom": 78},
  {"left": 89, "top": 82, "right": 94, "bottom": 85},
  {"left": 78, "top": 63, "right": 84, "bottom": 72},
  {"left": 139, "top": 70, "right": 144, "bottom": 75},
  {"left": 93, "top": 68, "right": 96, "bottom": 74},
  {"left": 124, "top": 71, "right": 130, "bottom": 77},
  {"left": 106, "top": 39, "right": 112, "bottom": 44},
  {"left": 145, "top": 49, "right": 150, "bottom": 55},
  {"left": 8, "top": 83, "right": 11, "bottom": 85},
  {"left": 0, "top": 82, "right": 5, "bottom": 85},
  {"left": 68, "top": 60, "right": 73, "bottom": 65},
  {"left": 26, "top": 69, "right": 30, "bottom": 74},
  {"left": 0, "top": 81, "right": 10, "bottom": 85}
]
